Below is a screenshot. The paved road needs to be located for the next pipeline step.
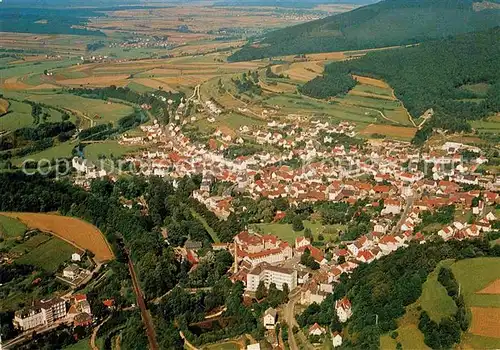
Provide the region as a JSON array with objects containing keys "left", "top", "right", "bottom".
[
  {"left": 126, "top": 250, "right": 159, "bottom": 350},
  {"left": 283, "top": 290, "right": 301, "bottom": 350},
  {"left": 391, "top": 194, "right": 417, "bottom": 234}
]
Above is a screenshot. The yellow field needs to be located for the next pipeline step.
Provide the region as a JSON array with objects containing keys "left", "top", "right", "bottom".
[
  {"left": 55, "top": 74, "right": 131, "bottom": 87},
  {"left": 353, "top": 75, "right": 391, "bottom": 89},
  {"left": 132, "top": 78, "right": 177, "bottom": 92},
  {"left": 0, "top": 98, "right": 9, "bottom": 115},
  {"left": 470, "top": 307, "right": 500, "bottom": 338},
  {"left": 361, "top": 124, "right": 417, "bottom": 139},
  {"left": 273, "top": 61, "right": 325, "bottom": 82},
  {"left": 1, "top": 212, "right": 114, "bottom": 263},
  {"left": 259, "top": 81, "right": 297, "bottom": 93}
]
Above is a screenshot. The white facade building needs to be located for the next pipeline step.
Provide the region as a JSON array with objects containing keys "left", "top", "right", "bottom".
[{"left": 246, "top": 263, "right": 297, "bottom": 292}]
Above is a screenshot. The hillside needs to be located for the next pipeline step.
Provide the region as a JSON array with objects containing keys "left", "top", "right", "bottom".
[
  {"left": 228, "top": 0, "right": 500, "bottom": 61},
  {"left": 299, "top": 28, "right": 500, "bottom": 142}
]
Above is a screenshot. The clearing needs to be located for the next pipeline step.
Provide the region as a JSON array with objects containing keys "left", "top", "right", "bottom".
[
  {"left": 16, "top": 235, "right": 78, "bottom": 273},
  {"left": 26, "top": 93, "right": 134, "bottom": 125},
  {"left": 253, "top": 221, "right": 343, "bottom": 244},
  {"left": 0, "top": 98, "right": 9, "bottom": 115},
  {"left": 360, "top": 124, "right": 417, "bottom": 141},
  {"left": 469, "top": 307, "right": 500, "bottom": 339},
  {"left": 1, "top": 212, "right": 114, "bottom": 262},
  {"left": 0, "top": 214, "right": 27, "bottom": 240}
]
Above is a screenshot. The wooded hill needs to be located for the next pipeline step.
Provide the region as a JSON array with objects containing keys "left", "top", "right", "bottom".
[
  {"left": 300, "top": 28, "right": 500, "bottom": 142},
  {"left": 228, "top": 0, "right": 500, "bottom": 61}
]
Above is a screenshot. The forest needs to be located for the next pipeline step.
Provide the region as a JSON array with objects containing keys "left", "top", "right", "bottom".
[
  {"left": 297, "top": 239, "right": 500, "bottom": 349},
  {"left": 300, "top": 28, "right": 500, "bottom": 142},
  {"left": 229, "top": 0, "right": 500, "bottom": 61},
  {"left": 0, "top": 171, "right": 256, "bottom": 348},
  {"left": 0, "top": 7, "right": 106, "bottom": 36}
]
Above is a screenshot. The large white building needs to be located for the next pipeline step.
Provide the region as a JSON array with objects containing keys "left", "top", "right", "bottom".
[
  {"left": 246, "top": 263, "right": 297, "bottom": 292},
  {"left": 14, "top": 298, "right": 66, "bottom": 331}
]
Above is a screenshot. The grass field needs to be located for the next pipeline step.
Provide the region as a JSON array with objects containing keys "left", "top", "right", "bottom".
[
  {"left": 381, "top": 257, "right": 500, "bottom": 348},
  {"left": 9, "top": 233, "right": 51, "bottom": 255},
  {"left": 253, "top": 220, "right": 343, "bottom": 244},
  {"left": 335, "top": 76, "right": 412, "bottom": 126},
  {"left": 190, "top": 209, "right": 221, "bottom": 243},
  {"left": 63, "top": 339, "right": 92, "bottom": 350},
  {"left": 0, "top": 100, "right": 33, "bottom": 132},
  {"left": 451, "top": 257, "right": 500, "bottom": 308},
  {"left": 83, "top": 141, "right": 141, "bottom": 164},
  {"left": 26, "top": 93, "right": 134, "bottom": 125},
  {"left": 419, "top": 261, "right": 457, "bottom": 322},
  {"left": 471, "top": 115, "right": 500, "bottom": 134},
  {"left": 0, "top": 214, "right": 27, "bottom": 239},
  {"left": 1, "top": 212, "right": 114, "bottom": 262},
  {"left": 16, "top": 236, "right": 77, "bottom": 273},
  {"left": 12, "top": 141, "right": 75, "bottom": 166}
]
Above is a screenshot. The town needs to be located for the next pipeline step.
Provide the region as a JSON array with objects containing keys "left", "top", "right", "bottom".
[{"left": 61, "top": 103, "right": 500, "bottom": 349}]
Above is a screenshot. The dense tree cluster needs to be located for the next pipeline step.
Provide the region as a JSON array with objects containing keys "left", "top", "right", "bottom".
[
  {"left": 299, "top": 28, "right": 500, "bottom": 143},
  {"left": 0, "top": 7, "right": 106, "bottom": 36},
  {"left": 299, "top": 64, "right": 356, "bottom": 99},
  {"left": 228, "top": 0, "right": 500, "bottom": 62},
  {"left": 416, "top": 205, "right": 455, "bottom": 232},
  {"left": 297, "top": 239, "right": 500, "bottom": 349},
  {"left": 232, "top": 71, "right": 262, "bottom": 95},
  {"left": 300, "top": 248, "right": 320, "bottom": 270}
]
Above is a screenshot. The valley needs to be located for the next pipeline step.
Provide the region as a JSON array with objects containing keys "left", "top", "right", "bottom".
[{"left": 0, "top": 1, "right": 499, "bottom": 350}]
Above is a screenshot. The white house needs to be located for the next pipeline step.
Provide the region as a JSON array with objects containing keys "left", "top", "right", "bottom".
[
  {"left": 308, "top": 323, "right": 326, "bottom": 336},
  {"left": 381, "top": 199, "right": 402, "bottom": 216},
  {"left": 438, "top": 226, "right": 454, "bottom": 240},
  {"left": 63, "top": 264, "right": 80, "bottom": 279},
  {"left": 72, "top": 253, "right": 82, "bottom": 262},
  {"left": 263, "top": 307, "right": 277, "bottom": 330},
  {"left": 295, "top": 236, "right": 311, "bottom": 249},
  {"left": 332, "top": 332, "right": 343, "bottom": 348},
  {"left": 335, "top": 297, "right": 352, "bottom": 323}
]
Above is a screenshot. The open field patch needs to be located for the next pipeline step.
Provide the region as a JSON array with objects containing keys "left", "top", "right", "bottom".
[
  {"left": 132, "top": 78, "right": 177, "bottom": 92},
  {"left": 0, "top": 214, "right": 27, "bottom": 240},
  {"left": 360, "top": 124, "right": 416, "bottom": 140},
  {"left": 9, "top": 233, "right": 51, "bottom": 255},
  {"left": 253, "top": 221, "right": 343, "bottom": 244},
  {"left": 477, "top": 279, "right": 500, "bottom": 294},
  {"left": 55, "top": 74, "right": 130, "bottom": 87},
  {"left": 16, "top": 236, "right": 78, "bottom": 273},
  {"left": 82, "top": 141, "right": 141, "bottom": 163},
  {"left": 0, "top": 98, "right": 9, "bottom": 115},
  {"left": 419, "top": 263, "right": 457, "bottom": 322},
  {"left": 0, "top": 100, "right": 34, "bottom": 132},
  {"left": 471, "top": 114, "right": 500, "bottom": 134},
  {"left": 27, "top": 93, "right": 134, "bottom": 125},
  {"left": 275, "top": 61, "right": 325, "bottom": 82},
  {"left": 451, "top": 257, "right": 500, "bottom": 308},
  {"left": 352, "top": 75, "right": 391, "bottom": 89},
  {"left": 469, "top": 307, "right": 500, "bottom": 338},
  {"left": 260, "top": 81, "right": 297, "bottom": 94},
  {"left": 12, "top": 141, "right": 75, "bottom": 166},
  {"left": 1, "top": 212, "right": 114, "bottom": 262}
]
